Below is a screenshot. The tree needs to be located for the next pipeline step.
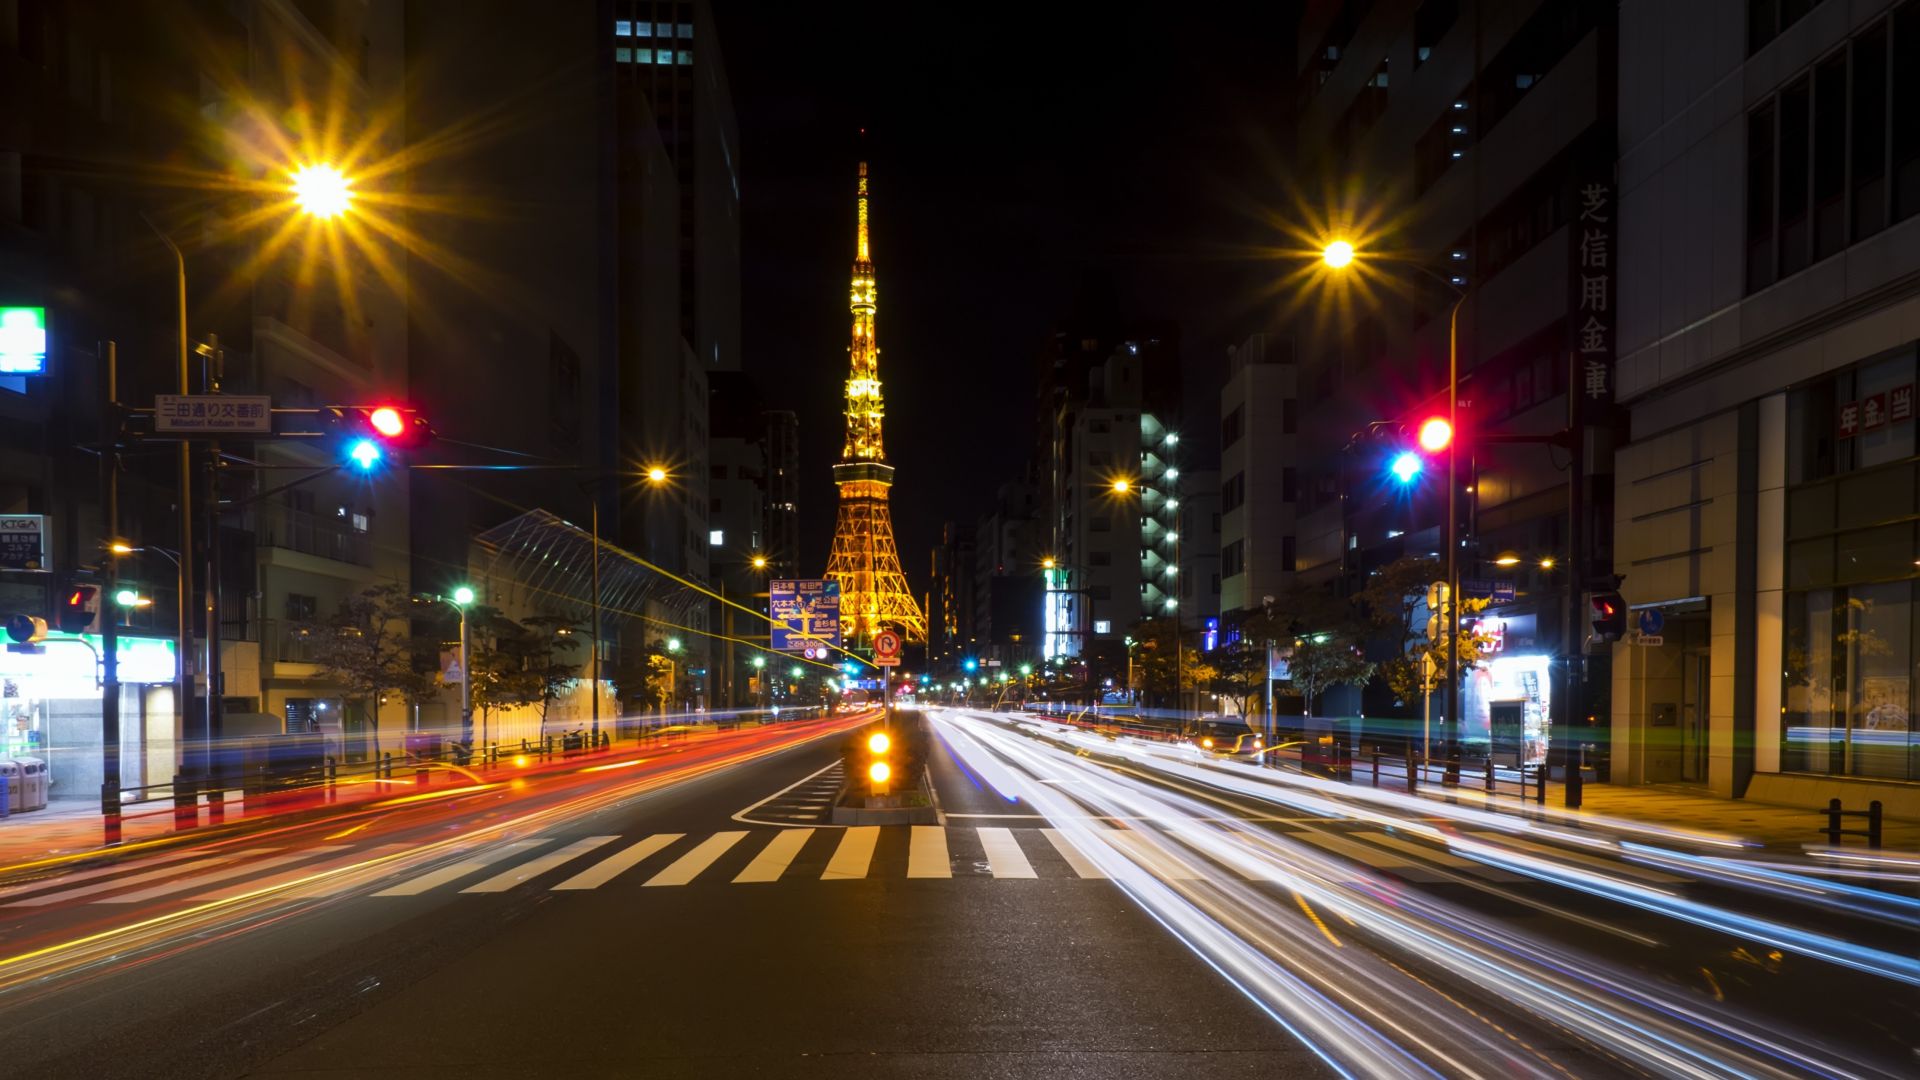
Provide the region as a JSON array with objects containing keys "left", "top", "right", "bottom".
[
  {"left": 465, "top": 609, "right": 541, "bottom": 747},
  {"left": 306, "top": 584, "right": 437, "bottom": 759},
  {"left": 1209, "top": 609, "right": 1286, "bottom": 721},
  {"left": 1129, "top": 617, "right": 1215, "bottom": 714},
  {"left": 518, "top": 615, "right": 584, "bottom": 738},
  {"left": 1358, "top": 556, "right": 1444, "bottom": 706},
  {"left": 1274, "top": 582, "right": 1374, "bottom": 717}
]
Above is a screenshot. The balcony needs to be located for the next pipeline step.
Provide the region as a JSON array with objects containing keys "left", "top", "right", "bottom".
[{"left": 256, "top": 505, "right": 372, "bottom": 567}]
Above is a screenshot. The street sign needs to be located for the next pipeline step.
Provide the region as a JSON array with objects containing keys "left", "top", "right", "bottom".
[
  {"left": 986, "top": 659, "right": 1002, "bottom": 667},
  {"left": 1636, "top": 634, "right": 1664, "bottom": 647},
  {"left": 875, "top": 655, "right": 901, "bottom": 667},
  {"left": 770, "top": 579, "right": 842, "bottom": 651},
  {"left": 155, "top": 394, "right": 273, "bottom": 434},
  {"left": 1462, "top": 578, "right": 1517, "bottom": 603},
  {"left": 0, "top": 306, "right": 48, "bottom": 375},
  {"left": 1637, "top": 608, "right": 1665, "bottom": 637},
  {"left": 0, "top": 515, "right": 45, "bottom": 570},
  {"left": 874, "top": 630, "right": 902, "bottom": 660}
]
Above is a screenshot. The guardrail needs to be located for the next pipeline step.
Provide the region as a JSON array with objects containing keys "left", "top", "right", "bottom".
[{"left": 1820, "top": 798, "right": 1884, "bottom": 848}]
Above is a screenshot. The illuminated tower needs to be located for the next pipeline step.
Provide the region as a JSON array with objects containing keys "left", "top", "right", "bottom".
[{"left": 825, "top": 162, "right": 927, "bottom": 644}]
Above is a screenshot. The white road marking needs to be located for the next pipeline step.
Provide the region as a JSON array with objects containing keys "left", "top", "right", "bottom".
[
  {"left": 907, "top": 826, "right": 951, "bottom": 878},
  {"left": 978, "top": 827, "right": 1036, "bottom": 879},
  {"left": 552, "top": 834, "right": 683, "bottom": 890},
  {"left": 822, "top": 826, "right": 879, "bottom": 880},
  {"left": 644, "top": 831, "right": 748, "bottom": 886},
  {"left": 375, "top": 840, "right": 550, "bottom": 896},
  {"left": 98, "top": 848, "right": 350, "bottom": 904},
  {"left": 461, "top": 836, "right": 621, "bottom": 893},
  {"left": 734, "top": 829, "right": 813, "bottom": 883},
  {"left": 1041, "top": 829, "right": 1108, "bottom": 879}
]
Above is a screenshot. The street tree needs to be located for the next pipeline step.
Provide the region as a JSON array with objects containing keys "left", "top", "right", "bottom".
[
  {"left": 1357, "top": 555, "right": 1444, "bottom": 706},
  {"left": 1274, "top": 582, "right": 1374, "bottom": 717},
  {"left": 518, "top": 614, "right": 584, "bottom": 739},
  {"left": 1129, "top": 616, "right": 1216, "bottom": 715},
  {"left": 306, "top": 583, "right": 437, "bottom": 759}
]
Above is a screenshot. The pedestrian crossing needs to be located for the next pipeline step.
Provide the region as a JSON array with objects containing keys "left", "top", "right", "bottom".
[{"left": 0, "top": 824, "right": 1715, "bottom": 909}]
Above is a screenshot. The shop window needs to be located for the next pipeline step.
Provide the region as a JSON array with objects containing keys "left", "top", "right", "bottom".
[{"left": 1783, "top": 582, "right": 1920, "bottom": 780}]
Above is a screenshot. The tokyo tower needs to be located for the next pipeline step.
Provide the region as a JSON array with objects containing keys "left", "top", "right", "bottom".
[{"left": 825, "top": 161, "right": 927, "bottom": 645}]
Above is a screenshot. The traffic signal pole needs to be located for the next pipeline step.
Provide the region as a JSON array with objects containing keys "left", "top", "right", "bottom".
[
  {"left": 100, "top": 342, "right": 122, "bottom": 843},
  {"left": 1563, "top": 347, "right": 1587, "bottom": 810}
]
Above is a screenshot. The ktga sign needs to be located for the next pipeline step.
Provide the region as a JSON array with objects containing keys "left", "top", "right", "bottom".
[{"left": 0, "top": 515, "right": 45, "bottom": 570}]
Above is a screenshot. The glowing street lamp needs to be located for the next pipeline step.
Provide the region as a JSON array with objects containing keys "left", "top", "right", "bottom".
[
  {"left": 1321, "top": 239, "right": 1355, "bottom": 269},
  {"left": 452, "top": 585, "right": 476, "bottom": 606},
  {"left": 291, "top": 164, "right": 353, "bottom": 219},
  {"left": 752, "top": 555, "right": 768, "bottom": 570},
  {"left": 645, "top": 465, "right": 669, "bottom": 483}
]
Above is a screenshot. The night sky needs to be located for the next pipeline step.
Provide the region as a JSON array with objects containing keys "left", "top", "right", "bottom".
[{"left": 715, "top": 3, "right": 1297, "bottom": 578}]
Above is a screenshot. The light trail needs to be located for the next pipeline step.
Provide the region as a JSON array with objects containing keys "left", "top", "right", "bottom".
[{"left": 932, "top": 709, "right": 1909, "bottom": 1079}]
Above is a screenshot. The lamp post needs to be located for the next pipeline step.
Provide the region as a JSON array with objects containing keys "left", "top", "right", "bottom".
[
  {"left": 414, "top": 587, "right": 476, "bottom": 755},
  {"left": 1323, "top": 240, "right": 1469, "bottom": 782}
]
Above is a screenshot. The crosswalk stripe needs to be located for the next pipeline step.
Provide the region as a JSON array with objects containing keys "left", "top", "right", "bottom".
[
  {"left": 553, "top": 834, "right": 683, "bottom": 890},
  {"left": 279, "top": 844, "right": 420, "bottom": 898},
  {"left": 1292, "top": 831, "right": 1448, "bottom": 882},
  {"left": 907, "top": 826, "right": 951, "bottom": 878},
  {"left": 978, "top": 827, "right": 1036, "bottom": 879},
  {"left": 1105, "top": 829, "right": 1205, "bottom": 880},
  {"left": 3, "top": 852, "right": 257, "bottom": 907},
  {"left": 98, "top": 848, "right": 350, "bottom": 904},
  {"left": 203, "top": 844, "right": 415, "bottom": 901},
  {"left": 733, "top": 829, "right": 813, "bottom": 883},
  {"left": 461, "top": 836, "right": 621, "bottom": 893},
  {"left": 645, "top": 832, "right": 748, "bottom": 886},
  {"left": 1462, "top": 831, "right": 1691, "bottom": 884},
  {"left": 1041, "top": 829, "right": 1108, "bottom": 879},
  {"left": 822, "top": 826, "right": 879, "bottom": 880},
  {"left": 0, "top": 849, "right": 211, "bottom": 901},
  {"left": 375, "top": 839, "right": 550, "bottom": 896},
  {"left": 1357, "top": 831, "right": 1527, "bottom": 882}
]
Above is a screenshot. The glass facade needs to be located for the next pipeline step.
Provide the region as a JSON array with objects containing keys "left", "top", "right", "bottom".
[{"left": 1782, "top": 346, "right": 1920, "bottom": 780}]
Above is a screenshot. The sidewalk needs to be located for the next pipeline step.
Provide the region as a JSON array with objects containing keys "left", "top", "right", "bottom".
[{"left": 1335, "top": 756, "right": 1920, "bottom": 853}]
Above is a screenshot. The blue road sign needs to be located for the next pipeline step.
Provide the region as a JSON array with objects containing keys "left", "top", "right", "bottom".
[
  {"left": 1462, "top": 579, "right": 1518, "bottom": 604},
  {"left": 1637, "top": 608, "right": 1664, "bottom": 637},
  {"left": 770, "top": 579, "right": 842, "bottom": 652}
]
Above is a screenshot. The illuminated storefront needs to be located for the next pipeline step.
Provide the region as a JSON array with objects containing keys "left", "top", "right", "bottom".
[
  {"left": 1, "top": 631, "right": 178, "bottom": 804},
  {"left": 1459, "top": 614, "right": 1551, "bottom": 765}
]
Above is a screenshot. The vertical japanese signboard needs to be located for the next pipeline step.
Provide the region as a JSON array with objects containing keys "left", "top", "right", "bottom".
[
  {"left": 1569, "top": 174, "right": 1616, "bottom": 423},
  {"left": 770, "top": 579, "right": 842, "bottom": 651},
  {"left": 0, "top": 515, "right": 45, "bottom": 570}
]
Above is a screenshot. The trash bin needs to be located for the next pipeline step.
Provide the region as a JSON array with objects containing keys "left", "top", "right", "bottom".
[
  {"left": 0, "top": 759, "right": 20, "bottom": 815},
  {"left": 14, "top": 757, "right": 47, "bottom": 811}
]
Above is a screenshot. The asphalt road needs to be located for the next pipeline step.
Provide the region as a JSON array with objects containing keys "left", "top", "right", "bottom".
[{"left": 0, "top": 707, "right": 1912, "bottom": 1078}]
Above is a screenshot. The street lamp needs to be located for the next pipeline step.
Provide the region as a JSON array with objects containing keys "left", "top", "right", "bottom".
[
  {"left": 291, "top": 164, "right": 353, "bottom": 219},
  {"left": 1323, "top": 239, "right": 1469, "bottom": 784},
  {"left": 416, "top": 587, "right": 476, "bottom": 755},
  {"left": 645, "top": 465, "right": 669, "bottom": 484}
]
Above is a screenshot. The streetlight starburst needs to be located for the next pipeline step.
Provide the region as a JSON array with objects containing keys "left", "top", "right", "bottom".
[{"left": 291, "top": 164, "right": 353, "bottom": 219}]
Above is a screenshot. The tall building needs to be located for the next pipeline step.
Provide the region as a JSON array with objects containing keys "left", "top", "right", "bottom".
[
  {"left": 1291, "top": 0, "right": 1620, "bottom": 740},
  {"left": 1219, "top": 333, "right": 1299, "bottom": 618},
  {"left": 1040, "top": 337, "right": 1184, "bottom": 662},
  {"left": 762, "top": 409, "right": 800, "bottom": 578},
  {"left": 0, "top": 1, "right": 415, "bottom": 801},
  {"left": 973, "top": 481, "right": 1040, "bottom": 658},
  {"left": 928, "top": 522, "right": 977, "bottom": 665},
  {"left": 824, "top": 162, "right": 925, "bottom": 645},
  {"left": 616, "top": 1, "right": 742, "bottom": 373},
  {"left": 1609, "top": 0, "right": 1920, "bottom": 810}
]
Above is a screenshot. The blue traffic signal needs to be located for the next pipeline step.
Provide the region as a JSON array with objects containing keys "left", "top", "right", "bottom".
[
  {"left": 347, "top": 438, "right": 382, "bottom": 471},
  {"left": 962, "top": 657, "right": 978, "bottom": 672},
  {"left": 1388, "top": 451, "right": 1422, "bottom": 484}
]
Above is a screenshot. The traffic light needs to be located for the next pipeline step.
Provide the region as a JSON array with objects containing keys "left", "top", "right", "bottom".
[
  {"left": 328, "top": 405, "right": 434, "bottom": 471},
  {"left": 1416, "top": 417, "right": 1453, "bottom": 453},
  {"left": 865, "top": 728, "right": 892, "bottom": 796},
  {"left": 58, "top": 584, "right": 99, "bottom": 633},
  {"left": 1589, "top": 591, "right": 1627, "bottom": 643},
  {"left": 5, "top": 615, "right": 47, "bottom": 644},
  {"left": 1388, "top": 450, "right": 1423, "bottom": 484}
]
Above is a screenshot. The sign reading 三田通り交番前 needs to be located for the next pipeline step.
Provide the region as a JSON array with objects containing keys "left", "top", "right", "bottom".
[
  {"left": 154, "top": 395, "right": 274, "bottom": 434},
  {"left": 0, "top": 515, "right": 46, "bottom": 570},
  {"left": 771, "top": 579, "right": 842, "bottom": 651}
]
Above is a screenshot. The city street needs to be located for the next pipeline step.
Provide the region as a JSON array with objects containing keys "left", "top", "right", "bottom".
[{"left": 0, "top": 708, "right": 1912, "bottom": 1078}]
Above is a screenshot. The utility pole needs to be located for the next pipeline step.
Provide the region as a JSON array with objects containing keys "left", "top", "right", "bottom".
[
  {"left": 100, "top": 342, "right": 122, "bottom": 844},
  {"left": 1563, "top": 345, "right": 1588, "bottom": 810},
  {"left": 201, "top": 334, "right": 224, "bottom": 819},
  {"left": 143, "top": 216, "right": 197, "bottom": 800},
  {"left": 590, "top": 496, "right": 601, "bottom": 744}
]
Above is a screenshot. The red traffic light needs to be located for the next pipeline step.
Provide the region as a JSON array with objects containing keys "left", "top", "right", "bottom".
[
  {"left": 368, "top": 406, "right": 406, "bottom": 438},
  {"left": 59, "top": 584, "right": 99, "bottom": 633},
  {"left": 1417, "top": 417, "right": 1453, "bottom": 453}
]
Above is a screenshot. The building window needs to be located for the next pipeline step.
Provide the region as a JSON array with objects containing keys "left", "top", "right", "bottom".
[
  {"left": 1222, "top": 472, "right": 1245, "bottom": 513},
  {"left": 285, "top": 593, "right": 317, "bottom": 621},
  {"left": 1779, "top": 76, "right": 1813, "bottom": 278},
  {"left": 710, "top": 530, "right": 724, "bottom": 546},
  {"left": 1750, "top": 0, "right": 1826, "bottom": 56},
  {"left": 1782, "top": 582, "right": 1920, "bottom": 780},
  {"left": 1896, "top": 1, "right": 1920, "bottom": 223},
  {"left": 1853, "top": 20, "right": 1889, "bottom": 240},
  {"left": 1221, "top": 406, "right": 1242, "bottom": 449},
  {"left": 1222, "top": 540, "right": 1244, "bottom": 578},
  {"left": 1413, "top": 0, "right": 1458, "bottom": 69},
  {"left": 1282, "top": 536, "right": 1297, "bottom": 572},
  {"left": 1090, "top": 516, "right": 1111, "bottom": 532},
  {"left": 1282, "top": 398, "right": 1297, "bottom": 434},
  {"left": 1747, "top": 103, "right": 1778, "bottom": 290},
  {"left": 350, "top": 512, "right": 369, "bottom": 533},
  {"left": 1090, "top": 551, "right": 1111, "bottom": 567},
  {"left": 1282, "top": 467, "right": 1297, "bottom": 503}
]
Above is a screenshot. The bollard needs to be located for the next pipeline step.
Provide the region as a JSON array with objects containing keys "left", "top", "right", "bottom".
[
  {"left": 1534, "top": 762, "right": 1546, "bottom": 805},
  {"left": 1485, "top": 758, "right": 1495, "bottom": 793},
  {"left": 382, "top": 752, "right": 392, "bottom": 779},
  {"left": 416, "top": 765, "right": 430, "bottom": 789},
  {"left": 0, "top": 773, "right": 7, "bottom": 820},
  {"left": 1406, "top": 752, "right": 1418, "bottom": 794},
  {"left": 325, "top": 756, "right": 337, "bottom": 802},
  {"left": 1371, "top": 753, "right": 1380, "bottom": 788},
  {"left": 1868, "top": 801, "right": 1884, "bottom": 848},
  {"left": 174, "top": 776, "right": 199, "bottom": 828},
  {"left": 1567, "top": 747, "right": 1585, "bottom": 809},
  {"left": 1825, "top": 798, "right": 1844, "bottom": 846}
]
